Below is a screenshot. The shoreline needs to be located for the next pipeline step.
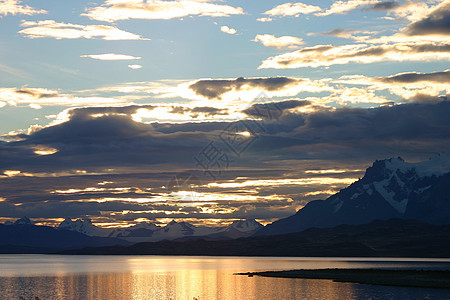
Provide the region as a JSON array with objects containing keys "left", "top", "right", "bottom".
[{"left": 236, "top": 268, "right": 450, "bottom": 289}]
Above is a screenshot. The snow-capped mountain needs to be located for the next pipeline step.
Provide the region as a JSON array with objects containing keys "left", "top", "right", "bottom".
[
  {"left": 257, "top": 153, "right": 450, "bottom": 236},
  {"left": 203, "top": 219, "right": 264, "bottom": 240},
  {"left": 56, "top": 218, "right": 263, "bottom": 242},
  {"left": 107, "top": 222, "right": 160, "bottom": 243},
  {"left": 229, "top": 219, "right": 263, "bottom": 232},
  {"left": 58, "top": 218, "right": 112, "bottom": 237}
]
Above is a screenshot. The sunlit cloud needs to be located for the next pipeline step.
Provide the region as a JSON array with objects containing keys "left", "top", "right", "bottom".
[
  {"left": 262, "top": 0, "right": 444, "bottom": 21},
  {"left": 0, "top": 87, "right": 126, "bottom": 108},
  {"left": 81, "top": 53, "right": 141, "bottom": 60},
  {"left": 83, "top": 0, "right": 244, "bottom": 22},
  {"left": 256, "top": 17, "right": 273, "bottom": 22},
  {"left": 316, "top": 0, "right": 379, "bottom": 16},
  {"left": 305, "top": 169, "right": 364, "bottom": 174},
  {"left": 208, "top": 178, "right": 357, "bottom": 188},
  {"left": 187, "top": 76, "right": 333, "bottom": 101},
  {"left": 262, "top": 2, "right": 322, "bottom": 18},
  {"left": 253, "top": 34, "right": 304, "bottom": 49},
  {"left": 19, "top": 20, "right": 146, "bottom": 40},
  {"left": 336, "top": 70, "right": 450, "bottom": 102},
  {"left": 0, "top": 0, "right": 46, "bottom": 16},
  {"left": 32, "top": 145, "right": 59, "bottom": 156},
  {"left": 220, "top": 25, "right": 236, "bottom": 35},
  {"left": 128, "top": 64, "right": 143, "bottom": 69},
  {"left": 259, "top": 42, "right": 450, "bottom": 69},
  {"left": 385, "top": 0, "right": 437, "bottom": 22},
  {"left": 304, "top": 190, "right": 338, "bottom": 196},
  {"left": 308, "top": 28, "right": 378, "bottom": 41},
  {"left": 366, "top": 2, "right": 450, "bottom": 43}
]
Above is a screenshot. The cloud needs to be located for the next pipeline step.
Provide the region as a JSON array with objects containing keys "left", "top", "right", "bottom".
[
  {"left": 253, "top": 34, "right": 304, "bottom": 49},
  {"left": 19, "top": 20, "right": 146, "bottom": 40},
  {"left": 308, "top": 28, "right": 376, "bottom": 40},
  {"left": 315, "top": 28, "right": 358, "bottom": 38},
  {"left": 336, "top": 70, "right": 450, "bottom": 102},
  {"left": 403, "top": 2, "right": 450, "bottom": 36},
  {"left": 0, "top": 0, "right": 46, "bottom": 16},
  {"left": 189, "top": 77, "right": 303, "bottom": 99},
  {"left": 0, "top": 87, "right": 126, "bottom": 108},
  {"left": 220, "top": 25, "right": 236, "bottom": 35},
  {"left": 169, "top": 106, "right": 229, "bottom": 118},
  {"left": 363, "top": 2, "right": 449, "bottom": 43},
  {"left": 81, "top": 54, "right": 142, "bottom": 60},
  {"left": 316, "top": 0, "right": 380, "bottom": 16},
  {"left": 128, "top": 64, "right": 142, "bottom": 69},
  {"left": 261, "top": 0, "right": 440, "bottom": 21},
  {"left": 386, "top": 0, "right": 436, "bottom": 22},
  {"left": 259, "top": 42, "right": 450, "bottom": 69},
  {"left": 370, "top": 1, "right": 401, "bottom": 11},
  {"left": 83, "top": 0, "right": 244, "bottom": 22},
  {"left": 90, "top": 76, "right": 383, "bottom": 106},
  {"left": 257, "top": 17, "right": 273, "bottom": 22},
  {"left": 1, "top": 101, "right": 449, "bottom": 224},
  {"left": 262, "top": 2, "right": 322, "bottom": 17},
  {"left": 377, "top": 69, "right": 450, "bottom": 83}
]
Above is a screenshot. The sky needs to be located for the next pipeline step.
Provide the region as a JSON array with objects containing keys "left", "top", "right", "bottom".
[{"left": 0, "top": 0, "right": 449, "bottom": 228}]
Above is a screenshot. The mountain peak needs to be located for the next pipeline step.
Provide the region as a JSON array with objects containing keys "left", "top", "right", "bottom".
[
  {"left": 14, "top": 217, "right": 34, "bottom": 225},
  {"left": 257, "top": 154, "right": 450, "bottom": 237},
  {"left": 229, "top": 219, "right": 263, "bottom": 232}
]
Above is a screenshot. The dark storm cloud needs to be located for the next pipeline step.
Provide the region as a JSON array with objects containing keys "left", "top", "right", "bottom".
[
  {"left": 189, "top": 77, "right": 301, "bottom": 99},
  {"left": 376, "top": 70, "right": 450, "bottom": 83},
  {"left": 404, "top": 2, "right": 450, "bottom": 36}
]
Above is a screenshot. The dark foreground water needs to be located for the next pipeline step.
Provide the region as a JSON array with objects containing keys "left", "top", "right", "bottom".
[{"left": 0, "top": 255, "right": 449, "bottom": 300}]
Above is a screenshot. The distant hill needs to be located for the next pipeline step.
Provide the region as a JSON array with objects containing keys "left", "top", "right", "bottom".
[
  {"left": 256, "top": 154, "right": 450, "bottom": 236},
  {"left": 60, "top": 219, "right": 450, "bottom": 257}
]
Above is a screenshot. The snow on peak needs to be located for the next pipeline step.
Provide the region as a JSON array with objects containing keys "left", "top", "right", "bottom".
[
  {"left": 384, "top": 153, "right": 450, "bottom": 178},
  {"left": 353, "top": 153, "right": 450, "bottom": 214},
  {"left": 229, "top": 219, "right": 263, "bottom": 232},
  {"left": 132, "top": 222, "right": 159, "bottom": 231},
  {"left": 58, "top": 218, "right": 112, "bottom": 237}
]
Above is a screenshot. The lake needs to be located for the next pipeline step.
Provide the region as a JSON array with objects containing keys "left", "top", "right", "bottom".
[{"left": 0, "top": 255, "right": 449, "bottom": 299}]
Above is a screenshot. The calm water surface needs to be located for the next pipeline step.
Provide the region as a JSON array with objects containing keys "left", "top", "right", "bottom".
[{"left": 0, "top": 255, "right": 449, "bottom": 300}]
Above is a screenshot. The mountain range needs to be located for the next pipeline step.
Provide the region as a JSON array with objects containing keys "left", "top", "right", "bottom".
[
  {"left": 0, "top": 217, "right": 128, "bottom": 253},
  {"left": 1, "top": 154, "right": 449, "bottom": 255},
  {"left": 61, "top": 219, "right": 450, "bottom": 257},
  {"left": 57, "top": 218, "right": 263, "bottom": 243}
]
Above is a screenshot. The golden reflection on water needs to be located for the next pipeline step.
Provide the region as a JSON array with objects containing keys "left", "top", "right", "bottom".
[
  {"left": 2, "top": 256, "right": 449, "bottom": 299},
  {"left": 1, "top": 269, "right": 357, "bottom": 300}
]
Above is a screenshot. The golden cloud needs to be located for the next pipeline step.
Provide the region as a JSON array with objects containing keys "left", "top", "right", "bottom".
[
  {"left": 259, "top": 42, "right": 450, "bottom": 69},
  {"left": 19, "top": 20, "right": 146, "bottom": 40},
  {"left": 83, "top": 0, "right": 244, "bottom": 22}
]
